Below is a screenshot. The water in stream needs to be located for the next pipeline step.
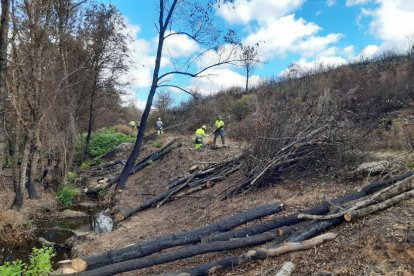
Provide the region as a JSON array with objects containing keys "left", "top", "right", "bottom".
[{"left": 0, "top": 200, "right": 113, "bottom": 266}]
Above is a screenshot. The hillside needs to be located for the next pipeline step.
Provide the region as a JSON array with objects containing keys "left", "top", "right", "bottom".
[{"left": 1, "top": 54, "right": 414, "bottom": 276}]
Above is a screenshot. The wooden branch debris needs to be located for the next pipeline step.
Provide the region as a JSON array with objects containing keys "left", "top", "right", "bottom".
[
  {"left": 344, "top": 188, "right": 414, "bottom": 221},
  {"left": 70, "top": 203, "right": 284, "bottom": 272},
  {"left": 59, "top": 172, "right": 413, "bottom": 276},
  {"left": 117, "top": 154, "right": 243, "bottom": 220},
  {"left": 164, "top": 233, "right": 337, "bottom": 276},
  {"left": 84, "top": 140, "right": 179, "bottom": 195},
  {"left": 75, "top": 226, "right": 291, "bottom": 276},
  {"left": 298, "top": 175, "right": 414, "bottom": 221}
]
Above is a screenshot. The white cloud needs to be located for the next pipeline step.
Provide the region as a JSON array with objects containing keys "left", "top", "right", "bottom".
[
  {"left": 163, "top": 32, "right": 200, "bottom": 58},
  {"left": 343, "top": 45, "right": 356, "bottom": 58},
  {"left": 190, "top": 68, "right": 261, "bottom": 95},
  {"left": 352, "top": 0, "right": 414, "bottom": 53},
  {"left": 121, "top": 90, "right": 148, "bottom": 110},
  {"left": 327, "top": 0, "right": 336, "bottom": 7},
  {"left": 280, "top": 56, "right": 347, "bottom": 78},
  {"left": 121, "top": 21, "right": 154, "bottom": 89},
  {"left": 243, "top": 15, "right": 342, "bottom": 60},
  {"left": 369, "top": 0, "right": 414, "bottom": 52},
  {"left": 217, "top": 0, "right": 304, "bottom": 24},
  {"left": 346, "top": 0, "right": 371, "bottom": 6},
  {"left": 358, "top": 44, "right": 380, "bottom": 58}
]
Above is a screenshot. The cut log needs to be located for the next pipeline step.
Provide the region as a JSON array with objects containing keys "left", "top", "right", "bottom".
[
  {"left": 85, "top": 140, "right": 178, "bottom": 195},
  {"left": 166, "top": 233, "right": 337, "bottom": 276},
  {"left": 344, "top": 188, "right": 414, "bottom": 221},
  {"left": 74, "top": 227, "right": 292, "bottom": 276},
  {"left": 73, "top": 203, "right": 284, "bottom": 271},
  {"left": 298, "top": 175, "right": 414, "bottom": 220},
  {"left": 203, "top": 172, "right": 413, "bottom": 243},
  {"left": 119, "top": 158, "right": 242, "bottom": 219}
]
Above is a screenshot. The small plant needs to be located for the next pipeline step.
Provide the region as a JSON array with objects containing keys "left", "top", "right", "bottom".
[
  {"left": 57, "top": 185, "right": 79, "bottom": 206},
  {"left": 0, "top": 247, "right": 54, "bottom": 276},
  {"left": 0, "top": 260, "right": 23, "bottom": 276},
  {"left": 151, "top": 140, "right": 163, "bottom": 148},
  {"left": 80, "top": 161, "right": 91, "bottom": 170},
  {"left": 25, "top": 247, "right": 55, "bottom": 276},
  {"left": 67, "top": 171, "right": 77, "bottom": 184}
]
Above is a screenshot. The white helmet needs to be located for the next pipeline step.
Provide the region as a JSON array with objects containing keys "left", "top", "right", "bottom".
[
  {"left": 158, "top": 117, "right": 161, "bottom": 120},
  {"left": 202, "top": 125, "right": 207, "bottom": 130}
]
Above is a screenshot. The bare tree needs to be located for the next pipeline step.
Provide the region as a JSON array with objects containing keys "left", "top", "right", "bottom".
[
  {"left": 240, "top": 43, "right": 261, "bottom": 93},
  {"left": 116, "top": 0, "right": 240, "bottom": 190},
  {"left": 155, "top": 90, "right": 174, "bottom": 115},
  {"left": 82, "top": 4, "right": 128, "bottom": 160},
  {"left": 0, "top": 0, "right": 10, "bottom": 170}
]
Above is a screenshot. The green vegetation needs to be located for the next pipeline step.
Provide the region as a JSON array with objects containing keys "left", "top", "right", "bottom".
[
  {"left": 66, "top": 171, "right": 77, "bottom": 184},
  {"left": 151, "top": 140, "right": 163, "bottom": 148},
  {"left": 56, "top": 185, "right": 79, "bottom": 206},
  {"left": 80, "top": 161, "right": 91, "bottom": 170},
  {"left": 0, "top": 247, "right": 55, "bottom": 276},
  {"left": 76, "top": 127, "right": 135, "bottom": 158}
]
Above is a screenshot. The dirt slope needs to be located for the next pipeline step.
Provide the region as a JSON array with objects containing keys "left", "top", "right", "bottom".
[{"left": 72, "top": 133, "right": 414, "bottom": 276}]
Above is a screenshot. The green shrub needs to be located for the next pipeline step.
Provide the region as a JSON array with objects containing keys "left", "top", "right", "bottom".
[
  {"left": 231, "top": 94, "right": 257, "bottom": 121},
  {"left": 67, "top": 171, "right": 77, "bottom": 184},
  {"left": 75, "top": 127, "right": 135, "bottom": 158},
  {"left": 57, "top": 185, "right": 79, "bottom": 206},
  {"left": 151, "top": 140, "right": 163, "bottom": 148},
  {"left": 0, "top": 247, "right": 55, "bottom": 276},
  {"left": 0, "top": 260, "right": 23, "bottom": 276},
  {"left": 80, "top": 161, "right": 91, "bottom": 170}
]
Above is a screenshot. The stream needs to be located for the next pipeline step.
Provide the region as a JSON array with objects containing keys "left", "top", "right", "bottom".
[{"left": 0, "top": 197, "right": 114, "bottom": 266}]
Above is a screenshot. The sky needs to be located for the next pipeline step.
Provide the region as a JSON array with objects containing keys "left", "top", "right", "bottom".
[{"left": 101, "top": 0, "right": 414, "bottom": 109}]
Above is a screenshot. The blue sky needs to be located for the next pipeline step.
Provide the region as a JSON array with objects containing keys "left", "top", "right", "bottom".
[{"left": 101, "top": 0, "right": 414, "bottom": 108}]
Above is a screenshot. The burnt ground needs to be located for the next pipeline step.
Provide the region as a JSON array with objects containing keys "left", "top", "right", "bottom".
[{"left": 70, "top": 133, "right": 414, "bottom": 276}]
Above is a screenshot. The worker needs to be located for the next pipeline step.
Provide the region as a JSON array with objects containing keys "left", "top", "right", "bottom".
[
  {"left": 129, "top": 120, "right": 137, "bottom": 128},
  {"left": 195, "top": 125, "right": 208, "bottom": 149},
  {"left": 213, "top": 115, "right": 225, "bottom": 147},
  {"left": 156, "top": 117, "right": 164, "bottom": 135}
]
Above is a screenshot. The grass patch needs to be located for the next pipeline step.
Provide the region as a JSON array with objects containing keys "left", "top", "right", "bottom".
[
  {"left": 56, "top": 185, "right": 79, "bottom": 207},
  {"left": 76, "top": 127, "right": 135, "bottom": 159}
]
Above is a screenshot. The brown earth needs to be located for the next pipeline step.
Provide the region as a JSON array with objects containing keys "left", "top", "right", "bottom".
[{"left": 71, "top": 134, "right": 414, "bottom": 276}]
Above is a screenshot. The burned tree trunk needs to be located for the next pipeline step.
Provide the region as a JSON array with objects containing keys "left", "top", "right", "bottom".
[
  {"left": 71, "top": 203, "right": 284, "bottom": 271},
  {"left": 164, "top": 233, "right": 337, "bottom": 276}
]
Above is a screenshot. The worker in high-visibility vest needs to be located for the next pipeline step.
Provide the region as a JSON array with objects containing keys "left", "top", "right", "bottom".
[
  {"left": 213, "top": 116, "right": 225, "bottom": 146},
  {"left": 195, "top": 125, "right": 208, "bottom": 149}
]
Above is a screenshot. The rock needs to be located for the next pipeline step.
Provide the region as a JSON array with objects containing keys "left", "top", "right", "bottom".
[
  {"left": 94, "top": 212, "right": 113, "bottom": 233},
  {"left": 56, "top": 209, "right": 88, "bottom": 219},
  {"left": 356, "top": 161, "right": 390, "bottom": 175},
  {"left": 77, "top": 201, "right": 98, "bottom": 209},
  {"left": 38, "top": 237, "right": 56, "bottom": 247}
]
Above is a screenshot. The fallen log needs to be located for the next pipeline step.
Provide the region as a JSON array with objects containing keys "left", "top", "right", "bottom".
[
  {"left": 71, "top": 203, "right": 284, "bottom": 271},
  {"left": 164, "top": 233, "right": 337, "bottom": 276},
  {"left": 298, "top": 175, "right": 414, "bottom": 220},
  {"left": 344, "top": 188, "right": 414, "bottom": 221},
  {"left": 119, "top": 157, "right": 242, "bottom": 219},
  {"left": 85, "top": 140, "right": 178, "bottom": 195},
  {"left": 203, "top": 172, "right": 413, "bottom": 243},
  {"left": 74, "top": 226, "right": 292, "bottom": 276}
]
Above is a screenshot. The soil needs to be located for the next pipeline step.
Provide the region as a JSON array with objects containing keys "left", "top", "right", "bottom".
[
  {"left": 70, "top": 134, "right": 414, "bottom": 276},
  {"left": 1, "top": 129, "right": 413, "bottom": 275}
]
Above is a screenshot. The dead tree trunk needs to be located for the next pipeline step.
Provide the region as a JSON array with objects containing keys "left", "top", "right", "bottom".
[
  {"left": 26, "top": 140, "right": 38, "bottom": 198},
  {"left": 164, "top": 233, "right": 337, "bottom": 276},
  {"left": 72, "top": 203, "right": 284, "bottom": 271},
  {"left": 203, "top": 172, "right": 413, "bottom": 243},
  {"left": 74, "top": 228, "right": 293, "bottom": 276}
]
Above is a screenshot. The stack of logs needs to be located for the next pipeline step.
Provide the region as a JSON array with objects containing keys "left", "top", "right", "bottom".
[{"left": 60, "top": 171, "right": 413, "bottom": 275}]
